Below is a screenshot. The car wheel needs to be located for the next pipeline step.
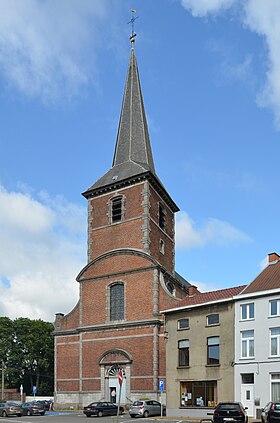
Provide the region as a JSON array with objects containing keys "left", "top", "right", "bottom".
[
  {"left": 86, "top": 415, "right": 91, "bottom": 418},
  {"left": 40, "top": 412, "right": 45, "bottom": 415},
  {"left": 143, "top": 411, "right": 149, "bottom": 418},
  {"left": 163, "top": 409, "right": 166, "bottom": 416},
  {"left": 2, "top": 411, "right": 7, "bottom": 417},
  {"left": 98, "top": 411, "right": 103, "bottom": 417},
  {"left": 130, "top": 416, "right": 136, "bottom": 418},
  {"left": 27, "top": 410, "right": 31, "bottom": 416}
]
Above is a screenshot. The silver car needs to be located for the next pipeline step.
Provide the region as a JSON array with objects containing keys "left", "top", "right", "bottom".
[
  {"left": 129, "top": 400, "right": 166, "bottom": 418},
  {"left": 0, "top": 402, "right": 22, "bottom": 417}
]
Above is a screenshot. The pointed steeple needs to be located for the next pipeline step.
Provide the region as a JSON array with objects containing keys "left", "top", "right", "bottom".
[
  {"left": 112, "top": 45, "right": 155, "bottom": 174},
  {"left": 82, "top": 44, "right": 179, "bottom": 212}
]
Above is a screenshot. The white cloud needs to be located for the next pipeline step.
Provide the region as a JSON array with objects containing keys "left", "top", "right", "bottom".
[
  {"left": 0, "top": 0, "right": 110, "bottom": 104},
  {"left": 181, "top": 0, "right": 280, "bottom": 130},
  {"left": 0, "top": 185, "right": 87, "bottom": 321},
  {"left": 181, "top": 0, "right": 234, "bottom": 17},
  {"left": 176, "top": 211, "right": 251, "bottom": 250},
  {"left": 243, "top": 0, "right": 280, "bottom": 129}
]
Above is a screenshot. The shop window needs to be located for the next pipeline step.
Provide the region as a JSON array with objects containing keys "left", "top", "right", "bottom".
[
  {"left": 241, "top": 330, "right": 254, "bottom": 358},
  {"left": 180, "top": 380, "right": 217, "bottom": 407},
  {"left": 110, "top": 283, "right": 124, "bottom": 321},
  {"left": 178, "top": 339, "right": 189, "bottom": 367},
  {"left": 241, "top": 303, "right": 254, "bottom": 320},
  {"left": 178, "top": 318, "right": 189, "bottom": 330},
  {"left": 207, "top": 337, "right": 220, "bottom": 365},
  {"left": 207, "top": 314, "right": 219, "bottom": 326}
]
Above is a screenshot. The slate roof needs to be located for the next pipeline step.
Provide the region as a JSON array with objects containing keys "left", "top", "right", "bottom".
[
  {"left": 241, "top": 259, "right": 280, "bottom": 294},
  {"left": 163, "top": 285, "right": 246, "bottom": 313}
]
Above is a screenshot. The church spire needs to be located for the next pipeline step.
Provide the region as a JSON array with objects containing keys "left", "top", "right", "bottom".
[{"left": 112, "top": 45, "right": 155, "bottom": 174}]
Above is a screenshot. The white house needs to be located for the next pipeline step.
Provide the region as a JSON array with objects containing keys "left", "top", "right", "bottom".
[{"left": 234, "top": 252, "right": 280, "bottom": 419}]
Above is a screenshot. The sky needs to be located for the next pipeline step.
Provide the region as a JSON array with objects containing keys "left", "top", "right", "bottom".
[{"left": 0, "top": 0, "right": 280, "bottom": 322}]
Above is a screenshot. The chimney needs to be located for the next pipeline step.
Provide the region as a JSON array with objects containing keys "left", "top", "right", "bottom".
[
  {"left": 268, "top": 252, "right": 280, "bottom": 264},
  {"left": 188, "top": 285, "right": 198, "bottom": 296}
]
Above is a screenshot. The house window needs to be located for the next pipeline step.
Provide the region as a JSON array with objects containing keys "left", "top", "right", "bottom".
[
  {"left": 158, "top": 203, "right": 166, "bottom": 231},
  {"left": 110, "top": 283, "right": 124, "bottom": 321},
  {"left": 241, "top": 330, "right": 254, "bottom": 358},
  {"left": 270, "top": 299, "right": 280, "bottom": 317},
  {"left": 271, "top": 374, "right": 280, "bottom": 402},
  {"left": 207, "top": 337, "right": 220, "bottom": 365},
  {"left": 111, "top": 196, "right": 123, "bottom": 223},
  {"left": 178, "top": 318, "right": 189, "bottom": 330},
  {"left": 241, "top": 373, "right": 254, "bottom": 384},
  {"left": 207, "top": 314, "right": 219, "bottom": 326},
  {"left": 166, "top": 281, "right": 175, "bottom": 296},
  {"left": 178, "top": 339, "right": 189, "bottom": 367},
  {"left": 241, "top": 303, "right": 254, "bottom": 320},
  {"left": 270, "top": 328, "right": 280, "bottom": 356}
]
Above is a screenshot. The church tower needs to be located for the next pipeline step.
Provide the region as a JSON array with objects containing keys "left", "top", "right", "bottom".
[{"left": 54, "top": 36, "right": 191, "bottom": 408}]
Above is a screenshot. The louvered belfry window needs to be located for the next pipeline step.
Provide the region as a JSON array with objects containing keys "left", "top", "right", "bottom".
[
  {"left": 110, "top": 283, "right": 124, "bottom": 321},
  {"left": 111, "top": 196, "right": 123, "bottom": 223}
]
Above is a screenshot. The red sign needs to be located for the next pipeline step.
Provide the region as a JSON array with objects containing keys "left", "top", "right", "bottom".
[{"left": 118, "top": 370, "right": 123, "bottom": 386}]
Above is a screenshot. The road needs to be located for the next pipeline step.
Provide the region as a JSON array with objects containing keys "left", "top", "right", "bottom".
[{"left": 0, "top": 412, "right": 192, "bottom": 423}]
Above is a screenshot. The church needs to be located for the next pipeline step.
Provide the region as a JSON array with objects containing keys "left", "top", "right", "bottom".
[{"left": 53, "top": 35, "right": 195, "bottom": 408}]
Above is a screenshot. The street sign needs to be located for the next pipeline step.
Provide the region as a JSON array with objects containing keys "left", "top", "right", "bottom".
[
  {"left": 118, "top": 370, "right": 123, "bottom": 386},
  {"left": 33, "top": 386, "right": 37, "bottom": 394},
  {"left": 159, "top": 379, "right": 164, "bottom": 391}
]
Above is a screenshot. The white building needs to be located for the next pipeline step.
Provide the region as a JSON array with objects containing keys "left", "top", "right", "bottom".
[{"left": 234, "top": 252, "right": 280, "bottom": 419}]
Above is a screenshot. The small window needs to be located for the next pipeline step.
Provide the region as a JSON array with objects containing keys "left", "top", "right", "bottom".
[
  {"left": 241, "top": 303, "right": 254, "bottom": 320},
  {"left": 159, "top": 239, "right": 165, "bottom": 254},
  {"left": 207, "top": 314, "right": 219, "bottom": 326},
  {"left": 158, "top": 203, "right": 166, "bottom": 231},
  {"left": 207, "top": 336, "right": 220, "bottom": 365},
  {"left": 110, "top": 283, "right": 124, "bottom": 321},
  {"left": 178, "top": 319, "right": 189, "bottom": 330},
  {"left": 178, "top": 339, "right": 189, "bottom": 367},
  {"left": 166, "top": 281, "right": 175, "bottom": 296},
  {"left": 270, "top": 300, "right": 280, "bottom": 317},
  {"left": 111, "top": 196, "right": 123, "bottom": 223}
]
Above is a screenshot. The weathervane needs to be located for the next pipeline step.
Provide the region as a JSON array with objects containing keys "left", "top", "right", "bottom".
[{"left": 127, "top": 9, "right": 138, "bottom": 44}]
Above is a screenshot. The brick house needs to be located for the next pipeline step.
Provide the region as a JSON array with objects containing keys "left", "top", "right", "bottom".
[{"left": 53, "top": 42, "right": 193, "bottom": 408}]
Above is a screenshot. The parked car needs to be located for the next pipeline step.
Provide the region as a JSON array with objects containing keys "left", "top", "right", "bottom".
[
  {"left": 213, "top": 402, "right": 248, "bottom": 423},
  {"left": 21, "top": 401, "right": 45, "bottom": 416},
  {"left": 0, "top": 402, "right": 22, "bottom": 417},
  {"left": 261, "top": 402, "right": 280, "bottom": 423},
  {"left": 129, "top": 400, "right": 166, "bottom": 418},
  {"left": 83, "top": 401, "right": 124, "bottom": 417},
  {"left": 35, "top": 399, "right": 53, "bottom": 411}
]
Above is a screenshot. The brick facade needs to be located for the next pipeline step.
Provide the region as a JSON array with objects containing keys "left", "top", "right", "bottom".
[{"left": 53, "top": 45, "right": 189, "bottom": 408}]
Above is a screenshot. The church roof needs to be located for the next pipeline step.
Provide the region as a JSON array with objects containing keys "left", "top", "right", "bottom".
[{"left": 82, "top": 45, "right": 178, "bottom": 211}]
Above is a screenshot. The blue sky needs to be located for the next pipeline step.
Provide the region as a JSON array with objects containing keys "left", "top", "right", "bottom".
[{"left": 0, "top": 0, "right": 280, "bottom": 321}]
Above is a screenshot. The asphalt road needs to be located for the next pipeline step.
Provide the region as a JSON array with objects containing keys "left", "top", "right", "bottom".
[{"left": 0, "top": 412, "right": 192, "bottom": 423}]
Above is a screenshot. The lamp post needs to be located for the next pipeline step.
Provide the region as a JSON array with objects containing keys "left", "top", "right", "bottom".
[{"left": 1, "top": 361, "right": 4, "bottom": 401}]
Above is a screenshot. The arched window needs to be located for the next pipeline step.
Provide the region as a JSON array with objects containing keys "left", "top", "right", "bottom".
[
  {"left": 110, "top": 283, "right": 124, "bottom": 321},
  {"left": 111, "top": 196, "right": 123, "bottom": 223}
]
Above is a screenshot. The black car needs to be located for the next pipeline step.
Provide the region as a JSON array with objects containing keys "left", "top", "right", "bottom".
[
  {"left": 213, "top": 402, "right": 248, "bottom": 423},
  {"left": 21, "top": 401, "right": 46, "bottom": 416},
  {"left": 83, "top": 401, "right": 124, "bottom": 417},
  {"left": 261, "top": 402, "right": 280, "bottom": 423}
]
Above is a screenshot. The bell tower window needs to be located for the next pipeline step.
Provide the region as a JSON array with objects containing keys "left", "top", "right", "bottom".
[
  {"left": 111, "top": 196, "right": 123, "bottom": 223},
  {"left": 110, "top": 283, "right": 124, "bottom": 321},
  {"left": 158, "top": 202, "right": 166, "bottom": 231}
]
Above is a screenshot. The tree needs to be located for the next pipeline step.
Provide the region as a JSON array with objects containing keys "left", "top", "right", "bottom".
[{"left": 0, "top": 317, "right": 54, "bottom": 395}]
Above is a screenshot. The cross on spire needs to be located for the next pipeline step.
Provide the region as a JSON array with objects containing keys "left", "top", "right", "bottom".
[{"left": 127, "top": 9, "right": 138, "bottom": 44}]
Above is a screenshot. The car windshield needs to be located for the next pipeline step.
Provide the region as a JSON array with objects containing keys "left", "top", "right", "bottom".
[{"left": 133, "top": 401, "right": 144, "bottom": 406}]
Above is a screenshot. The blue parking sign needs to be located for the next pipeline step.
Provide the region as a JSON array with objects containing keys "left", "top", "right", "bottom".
[
  {"left": 159, "top": 379, "right": 164, "bottom": 391},
  {"left": 33, "top": 386, "right": 37, "bottom": 394}
]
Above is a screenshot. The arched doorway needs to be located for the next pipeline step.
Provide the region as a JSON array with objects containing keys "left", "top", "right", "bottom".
[{"left": 99, "top": 349, "right": 132, "bottom": 404}]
